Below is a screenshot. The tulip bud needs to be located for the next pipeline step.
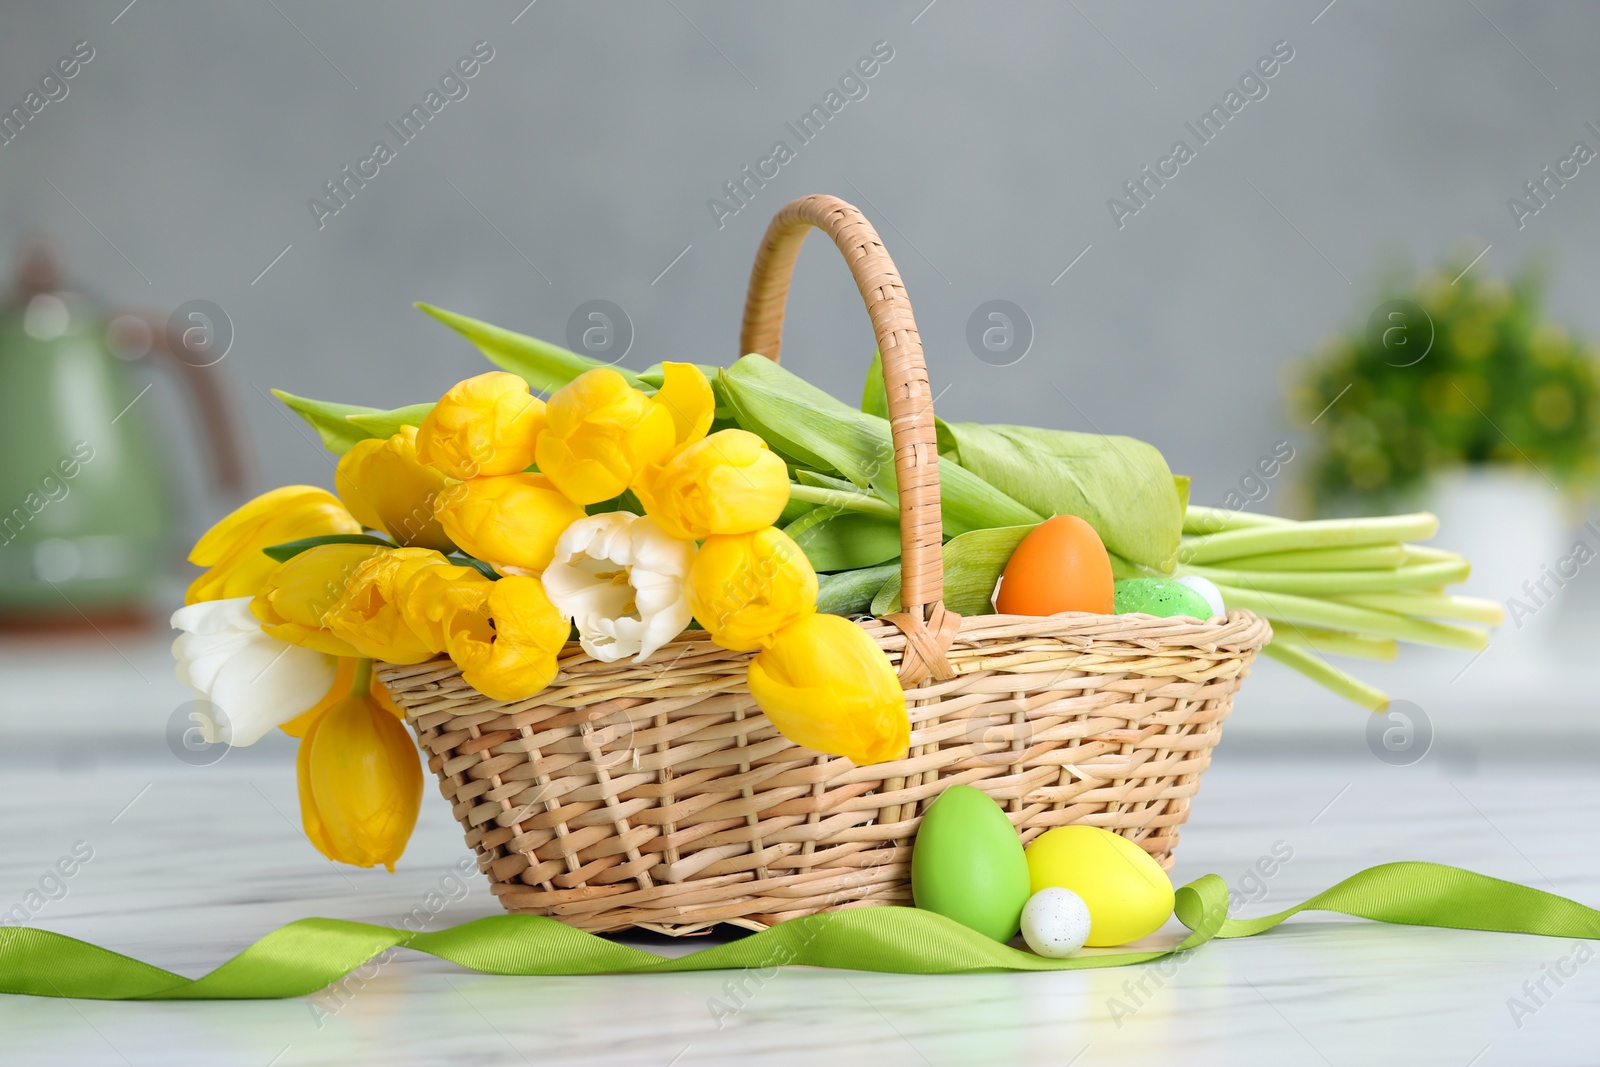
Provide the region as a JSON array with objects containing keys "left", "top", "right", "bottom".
[
  {"left": 685, "top": 528, "right": 818, "bottom": 652},
  {"left": 185, "top": 486, "right": 360, "bottom": 604},
  {"left": 432, "top": 472, "right": 585, "bottom": 577},
  {"left": 417, "top": 371, "right": 545, "bottom": 479},
  {"left": 536, "top": 365, "right": 713, "bottom": 505},
  {"left": 446, "top": 576, "right": 569, "bottom": 701},
  {"left": 335, "top": 426, "right": 457, "bottom": 552},
  {"left": 636, "top": 429, "right": 790, "bottom": 540},
  {"left": 297, "top": 664, "right": 423, "bottom": 870},
  {"left": 747, "top": 613, "right": 909, "bottom": 766}
]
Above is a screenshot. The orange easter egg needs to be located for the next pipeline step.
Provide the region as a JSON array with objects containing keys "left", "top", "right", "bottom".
[{"left": 994, "top": 515, "right": 1114, "bottom": 616}]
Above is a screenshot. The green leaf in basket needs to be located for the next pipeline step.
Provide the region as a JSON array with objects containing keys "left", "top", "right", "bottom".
[
  {"left": 719, "top": 355, "right": 1040, "bottom": 537},
  {"left": 816, "top": 562, "right": 901, "bottom": 616},
  {"left": 871, "top": 524, "right": 1038, "bottom": 617},
  {"left": 346, "top": 403, "right": 436, "bottom": 438},
  {"left": 939, "top": 422, "right": 1185, "bottom": 572},
  {"left": 447, "top": 554, "right": 501, "bottom": 580},
  {"left": 784, "top": 507, "right": 903, "bottom": 573},
  {"left": 271, "top": 390, "right": 390, "bottom": 455},
  {"left": 415, "top": 303, "right": 638, "bottom": 393},
  {"left": 717, "top": 356, "right": 853, "bottom": 475},
  {"left": 795, "top": 469, "right": 863, "bottom": 493},
  {"left": 585, "top": 489, "right": 645, "bottom": 516},
  {"left": 262, "top": 533, "right": 396, "bottom": 562},
  {"left": 860, "top": 349, "right": 889, "bottom": 419}
]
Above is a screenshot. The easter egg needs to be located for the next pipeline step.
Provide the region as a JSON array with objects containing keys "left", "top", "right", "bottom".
[
  {"left": 1024, "top": 826, "right": 1174, "bottom": 947},
  {"left": 1019, "top": 887, "right": 1092, "bottom": 958},
  {"left": 911, "top": 784, "right": 1031, "bottom": 942},
  {"left": 993, "top": 515, "right": 1113, "bottom": 616},
  {"left": 1112, "top": 577, "right": 1215, "bottom": 620},
  {"left": 1176, "top": 575, "right": 1226, "bottom": 617}
]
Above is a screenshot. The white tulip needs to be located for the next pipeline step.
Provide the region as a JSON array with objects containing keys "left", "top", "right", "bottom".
[
  {"left": 542, "top": 512, "right": 695, "bottom": 663},
  {"left": 170, "top": 597, "right": 337, "bottom": 746}
]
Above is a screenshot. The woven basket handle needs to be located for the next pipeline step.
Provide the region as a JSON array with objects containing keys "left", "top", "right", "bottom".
[{"left": 740, "top": 195, "right": 946, "bottom": 625}]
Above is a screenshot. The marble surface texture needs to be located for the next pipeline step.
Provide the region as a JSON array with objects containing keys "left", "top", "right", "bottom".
[{"left": 2, "top": 732, "right": 1597, "bottom": 1066}]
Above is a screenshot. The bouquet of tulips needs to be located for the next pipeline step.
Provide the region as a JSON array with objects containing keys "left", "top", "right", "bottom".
[{"left": 172, "top": 304, "right": 1498, "bottom": 870}]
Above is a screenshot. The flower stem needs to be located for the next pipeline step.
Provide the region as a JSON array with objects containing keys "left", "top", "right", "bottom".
[
  {"left": 350, "top": 658, "right": 374, "bottom": 696},
  {"left": 786, "top": 483, "right": 899, "bottom": 520},
  {"left": 1260, "top": 642, "right": 1390, "bottom": 711},
  {"left": 1182, "top": 505, "right": 1290, "bottom": 536},
  {"left": 1334, "top": 591, "right": 1507, "bottom": 626},
  {"left": 1182, "top": 558, "right": 1470, "bottom": 595},
  {"left": 1215, "top": 583, "right": 1489, "bottom": 651},
  {"left": 1178, "top": 514, "right": 1440, "bottom": 565},
  {"left": 1263, "top": 620, "right": 1398, "bottom": 661}
]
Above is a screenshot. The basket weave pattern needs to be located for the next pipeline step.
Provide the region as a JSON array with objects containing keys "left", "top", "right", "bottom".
[
  {"left": 380, "top": 611, "right": 1267, "bottom": 934},
  {"left": 377, "top": 194, "right": 1272, "bottom": 934}
]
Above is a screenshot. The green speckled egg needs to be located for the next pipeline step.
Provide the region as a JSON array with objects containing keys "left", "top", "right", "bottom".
[
  {"left": 1113, "top": 577, "right": 1215, "bottom": 619},
  {"left": 911, "top": 785, "right": 1030, "bottom": 942}
]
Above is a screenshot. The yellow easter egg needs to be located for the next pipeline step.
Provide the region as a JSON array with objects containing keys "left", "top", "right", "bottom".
[{"left": 1024, "top": 826, "right": 1174, "bottom": 947}]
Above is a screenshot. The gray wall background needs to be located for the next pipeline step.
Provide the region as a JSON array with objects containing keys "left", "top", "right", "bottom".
[{"left": 3, "top": 1, "right": 1597, "bottom": 527}]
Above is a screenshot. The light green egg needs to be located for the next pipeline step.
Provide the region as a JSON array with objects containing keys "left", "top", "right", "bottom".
[
  {"left": 911, "top": 784, "right": 1031, "bottom": 942},
  {"left": 1113, "top": 577, "right": 1215, "bottom": 619}
]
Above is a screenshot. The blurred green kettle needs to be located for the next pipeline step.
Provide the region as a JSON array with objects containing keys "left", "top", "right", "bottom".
[{"left": 0, "top": 243, "right": 247, "bottom": 624}]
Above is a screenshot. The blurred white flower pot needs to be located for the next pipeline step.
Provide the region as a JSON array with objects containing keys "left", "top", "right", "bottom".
[{"left": 1426, "top": 467, "right": 1573, "bottom": 651}]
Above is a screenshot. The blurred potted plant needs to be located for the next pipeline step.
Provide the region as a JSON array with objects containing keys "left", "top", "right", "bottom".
[{"left": 1290, "top": 252, "right": 1600, "bottom": 633}]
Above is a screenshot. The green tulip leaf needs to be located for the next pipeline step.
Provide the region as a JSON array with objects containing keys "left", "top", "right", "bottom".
[
  {"left": 719, "top": 355, "right": 1040, "bottom": 537},
  {"left": 784, "top": 508, "right": 903, "bottom": 573},
  {"left": 447, "top": 554, "right": 500, "bottom": 580},
  {"left": 415, "top": 303, "right": 636, "bottom": 393},
  {"left": 939, "top": 422, "right": 1184, "bottom": 572},
  {"left": 346, "top": 403, "right": 436, "bottom": 437},
  {"left": 860, "top": 349, "right": 889, "bottom": 419},
  {"left": 261, "top": 534, "right": 395, "bottom": 563},
  {"left": 871, "top": 524, "right": 1038, "bottom": 617},
  {"left": 273, "top": 390, "right": 434, "bottom": 455},
  {"left": 271, "top": 391, "right": 386, "bottom": 455},
  {"left": 816, "top": 562, "right": 901, "bottom": 616}
]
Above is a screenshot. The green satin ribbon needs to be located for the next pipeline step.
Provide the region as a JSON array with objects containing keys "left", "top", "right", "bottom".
[{"left": 3, "top": 861, "right": 1596, "bottom": 1000}]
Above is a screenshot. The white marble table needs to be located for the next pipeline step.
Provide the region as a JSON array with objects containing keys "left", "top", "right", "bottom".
[{"left": 2, "top": 729, "right": 1597, "bottom": 1067}]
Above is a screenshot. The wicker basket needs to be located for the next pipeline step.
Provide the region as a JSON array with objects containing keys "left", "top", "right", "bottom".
[{"left": 377, "top": 194, "right": 1273, "bottom": 935}]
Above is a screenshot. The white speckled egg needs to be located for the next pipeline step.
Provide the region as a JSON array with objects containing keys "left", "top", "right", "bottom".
[
  {"left": 1019, "top": 886, "right": 1092, "bottom": 958},
  {"left": 1176, "top": 575, "right": 1226, "bottom": 618}
]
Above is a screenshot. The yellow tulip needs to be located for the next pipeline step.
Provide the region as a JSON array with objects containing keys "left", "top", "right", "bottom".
[
  {"left": 446, "top": 576, "right": 569, "bottom": 701},
  {"left": 535, "top": 364, "right": 713, "bottom": 505},
  {"left": 417, "top": 371, "right": 545, "bottom": 479},
  {"left": 185, "top": 486, "right": 360, "bottom": 604},
  {"left": 636, "top": 429, "right": 790, "bottom": 540},
  {"left": 685, "top": 528, "right": 818, "bottom": 652},
  {"left": 251, "top": 543, "right": 391, "bottom": 656},
  {"left": 324, "top": 548, "right": 474, "bottom": 664},
  {"left": 396, "top": 556, "right": 494, "bottom": 652},
  {"left": 432, "top": 472, "right": 585, "bottom": 576},
  {"left": 747, "top": 612, "right": 909, "bottom": 766},
  {"left": 297, "top": 660, "right": 422, "bottom": 870},
  {"left": 335, "top": 427, "right": 457, "bottom": 552}
]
